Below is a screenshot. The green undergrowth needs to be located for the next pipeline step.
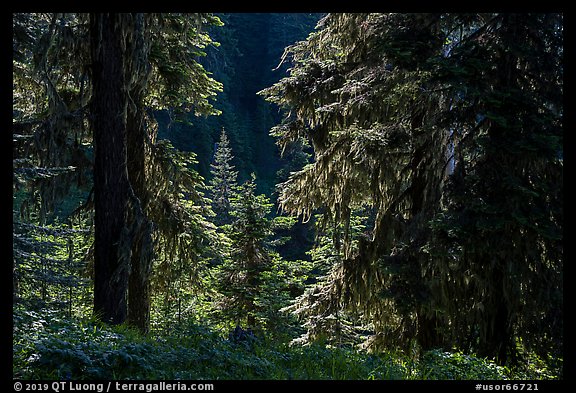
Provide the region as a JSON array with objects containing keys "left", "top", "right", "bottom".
[{"left": 13, "top": 306, "right": 561, "bottom": 380}]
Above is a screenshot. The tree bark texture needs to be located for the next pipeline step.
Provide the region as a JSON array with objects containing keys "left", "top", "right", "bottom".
[
  {"left": 126, "top": 79, "right": 152, "bottom": 335},
  {"left": 90, "top": 13, "right": 131, "bottom": 325},
  {"left": 126, "top": 13, "right": 154, "bottom": 334}
]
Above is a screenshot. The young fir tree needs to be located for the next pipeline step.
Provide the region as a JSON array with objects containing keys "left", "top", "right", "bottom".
[
  {"left": 209, "top": 129, "right": 239, "bottom": 226},
  {"left": 213, "top": 174, "right": 301, "bottom": 337}
]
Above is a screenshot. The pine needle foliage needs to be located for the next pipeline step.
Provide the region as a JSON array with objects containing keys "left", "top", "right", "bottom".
[
  {"left": 212, "top": 173, "right": 303, "bottom": 338},
  {"left": 13, "top": 13, "right": 225, "bottom": 333},
  {"left": 208, "top": 128, "right": 239, "bottom": 225},
  {"left": 260, "top": 13, "right": 562, "bottom": 365},
  {"left": 13, "top": 219, "right": 92, "bottom": 315}
]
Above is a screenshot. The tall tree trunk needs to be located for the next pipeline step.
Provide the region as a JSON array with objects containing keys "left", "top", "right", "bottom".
[
  {"left": 126, "top": 13, "right": 154, "bottom": 335},
  {"left": 90, "top": 13, "right": 130, "bottom": 325},
  {"left": 126, "top": 88, "right": 153, "bottom": 334},
  {"left": 475, "top": 14, "right": 519, "bottom": 365}
]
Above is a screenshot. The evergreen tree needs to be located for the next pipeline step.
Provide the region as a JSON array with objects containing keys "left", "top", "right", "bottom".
[
  {"left": 124, "top": 13, "right": 224, "bottom": 333},
  {"left": 89, "top": 13, "right": 134, "bottom": 324},
  {"left": 148, "top": 141, "right": 218, "bottom": 334},
  {"left": 158, "top": 13, "right": 321, "bottom": 194},
  {"left": 209, "top": 128, "right": 239, "bottom": 225},
  {"left": 215, "top": 174, "right": 273, "bottom": 330},
  {"left": 213, "top": 174, "right": 301, "bottom": 336},
  {"left": 286, "top": 209, "right": 372, "bottom": 348},
  {"left": 13, "top": 12, "right": 94, "bottom": 316},
  {"left": 125, "top": 13, "right": 154, "bottom": 334},
  {"left": 427, "top": 13, "right": 563, "bottom": 363},
  {"left": 261, "top": 13, "right": 562, "bottom": 364},
  {"left": 90, "top": 13, "right": 224, "bottom": 331},
  {"left": 13, "top": 13, "right": 224, "bottom": 333},
  {"left": 262, "top": 12, "right": 453, "bottom": 352}
]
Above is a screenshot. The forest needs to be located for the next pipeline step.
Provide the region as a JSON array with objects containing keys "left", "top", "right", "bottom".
[{"left": 12, "top": 13, "right": 563, "bottom": 383}]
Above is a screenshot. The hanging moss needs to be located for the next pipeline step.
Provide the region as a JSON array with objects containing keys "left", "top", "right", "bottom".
[{"left": 261, "top": 13, "right": 563, "bottom": 364}]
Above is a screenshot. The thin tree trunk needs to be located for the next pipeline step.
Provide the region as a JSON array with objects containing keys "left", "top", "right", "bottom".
[{"left": 90, "top": 13, "right": 130, "bottom": 325}]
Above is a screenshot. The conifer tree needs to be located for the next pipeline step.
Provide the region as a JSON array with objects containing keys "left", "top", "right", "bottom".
[
  {"left": 13, "top": 13, "right": 224, "bottom": 333},
  {"left": 89, "top": 13, "right": 134, "bottom": 324},
  {"left": 427, "top": 13, "right": 563, "bottom": 363},
  {"left": 213, "top": 174, "right": 300, "bottom": 335},
  {"left": 209, "top": 128, "right": 239, "bottom": 226},
  {"left": 261, "top": 13, "right": 562, "bottom": 363},
  {"left": 214, "top": 174, "right": 272, "bottom": 330}
]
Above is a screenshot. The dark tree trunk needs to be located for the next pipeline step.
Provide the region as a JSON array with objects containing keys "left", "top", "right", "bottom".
[
  {"left": 126, "top": 13, "right": 154, "bottom": 335},
  {"left": 475, "top": 14, "right": 518, "bottom": 365},
  {"left": 90, "top": 13, "right": 130, "bottom": 325},
  {"left": 126, "top": 88, "right": 152, "bottom": 334},
  {"left": 416, "top": 311, "right": 444, "bottom": 350},
  {"left": 477, "top": 267, "right": 513, "bottom": 365}
]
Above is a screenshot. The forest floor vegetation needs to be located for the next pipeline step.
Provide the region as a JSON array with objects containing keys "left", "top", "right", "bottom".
[{"left": 13, "top": 304, "right": 561, "bottom": 381}]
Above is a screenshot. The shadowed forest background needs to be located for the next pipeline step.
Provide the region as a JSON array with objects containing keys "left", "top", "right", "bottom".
[{"left": 13, "top": 13, "right": 563, "bottom": 381}]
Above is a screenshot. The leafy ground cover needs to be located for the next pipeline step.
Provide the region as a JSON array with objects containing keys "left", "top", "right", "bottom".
[{"left": 13, "top": 306, "right": 560, "bottom": 380}]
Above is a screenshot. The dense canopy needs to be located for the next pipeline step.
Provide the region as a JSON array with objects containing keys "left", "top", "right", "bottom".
[{"left": 13, "top": 12, "right": 563, "bottom": 380}]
